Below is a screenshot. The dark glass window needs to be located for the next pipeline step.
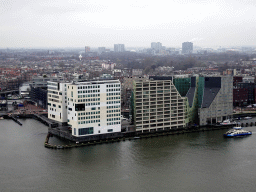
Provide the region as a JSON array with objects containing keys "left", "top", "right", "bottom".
[
  {"left": 79, "top": 127, "right": 94, "bottom": 135},
  {"left": 75, "top": 104, "right": 85, "bottom": 111}
]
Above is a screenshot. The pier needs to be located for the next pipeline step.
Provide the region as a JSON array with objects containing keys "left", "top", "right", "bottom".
[
  {"left": 9, "top": 115, "right": 22, "bottom": 126},
  {"left": 33, "top": 114, "right": 59, "bottom": 128}
]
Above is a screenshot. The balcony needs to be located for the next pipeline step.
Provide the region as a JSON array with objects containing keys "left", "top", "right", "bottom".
[{"left": 136, "top": 118, "right": 142, "bottom": 122}]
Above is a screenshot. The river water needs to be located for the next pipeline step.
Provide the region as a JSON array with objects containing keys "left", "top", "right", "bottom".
[{"left": 1, "top": 119, "right": 256, "bottom": 192}]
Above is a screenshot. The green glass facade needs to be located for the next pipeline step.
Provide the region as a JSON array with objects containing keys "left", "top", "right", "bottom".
[
  {"left": 173, "top": 76, "right": 204, "bottom": 126},
  {"left": 197, "top": 76, "right": 205, "bottom": 108},
  {"left": 173, "top": 78, "right": 191, "bottom": 97}
]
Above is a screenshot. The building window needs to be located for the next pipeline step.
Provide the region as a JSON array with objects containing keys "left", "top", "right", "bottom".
[{"left": 78, "top": 127, "right": 94, "bottom": 135}]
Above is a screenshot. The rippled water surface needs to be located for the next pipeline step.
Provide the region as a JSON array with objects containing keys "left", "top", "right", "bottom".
[{"left": 1, "top": 119, "right": 256, "bottom": 192}]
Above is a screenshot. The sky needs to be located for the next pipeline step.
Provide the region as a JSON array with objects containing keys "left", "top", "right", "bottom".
[{"left": 1, "top": 0, "right": 256, "bottom": 48}]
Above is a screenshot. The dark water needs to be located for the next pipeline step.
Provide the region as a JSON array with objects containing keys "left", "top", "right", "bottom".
[{"left": 1, "top": 119, "right": 256, "bottom": 192}]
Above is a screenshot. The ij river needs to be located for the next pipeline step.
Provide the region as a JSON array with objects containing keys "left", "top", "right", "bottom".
[{"left": 1, "top": 119, "right": 256, "bottom": 192}]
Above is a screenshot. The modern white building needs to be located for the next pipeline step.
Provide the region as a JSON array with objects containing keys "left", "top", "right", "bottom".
[
  {"left": 48, "top": 81, "right": 68, "bottom": 124},
  {"left": 48, "top": 80, "right": 121, "bottom": 137}
]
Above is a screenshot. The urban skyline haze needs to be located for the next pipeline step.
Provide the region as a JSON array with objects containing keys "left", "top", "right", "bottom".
[{"left": 1, "top": 0, "right": 256, "bottom": 48}]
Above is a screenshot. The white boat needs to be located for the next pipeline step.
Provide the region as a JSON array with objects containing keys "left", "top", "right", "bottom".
[
  {"left": 220, "top": 119, "right": 236, "bottom": 125},
  {"left": 244, "top": 116, "right": 252, "bottom": 119},
  {"left": 224, "top": 126, "right": 252, "bottom": 137}
]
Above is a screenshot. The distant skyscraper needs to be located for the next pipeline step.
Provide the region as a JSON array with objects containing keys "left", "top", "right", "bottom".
[
  {"left": 85, "top": 46, "right": 90, "bottom": 53},
  {"left": 114, "top": 44, "right": 125, "bottom": 52},
  {"left": 151, "top": 42, "right": 162, "bottom": 50},
  {"left": 182, "top": 42, "right": 193, "bottom": 54}
]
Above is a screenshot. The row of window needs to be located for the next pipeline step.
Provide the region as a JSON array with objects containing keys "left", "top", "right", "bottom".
[
  {"left": 107, "top": 101, "right": 120, "bottom": 104},
  {"left": 107, "top": 97, "right": 120, "bottom": 100},
  {"left": 107, "top": 105, "right": 120, "bottom": 109},
  {"left": 106, "top": 84, "right": 120, "bottom": 88},
  {"left": 77, "top": 98, "right": 100, "bottom": 102},
  {"left": 69, "top": 102, "right": 100, "bottom": 106},
  {"left": 77, "top": 94, "right": 100, "bottom": 98},
  {"left": 78, "top": 111, "right": 100, "bottom": 116},
  {"left": 79, "top": 120, "right": 100, "bottom": 124},
  {"left": 107, "top": 122, "right": 120, "bottom": 125},
  {"left": 107, "top": 109, "right": 120, "bottom": 113},
  {"left": 107, "top": 113, "right": 120, "bottom": 117},
  {"left": 78, "top": 89, "right": 100, "bottom": 94},
  {"left": 107, "top": 92, "right": 120, "bottom": 96},
  {"left": 78, "top": 115, "right": 100, "bottom": 120},
  {"left": 107, "top": 88, "right": 120, "bottom": 92},
  {"left": 78, "top": 85, "right": 100, "bottom": 89},
  {"left": 85, "top": 102, "right": 100, "bottom": 106},
  {"left": 107, "top": 117, "right": 120, "bottom": 121}
]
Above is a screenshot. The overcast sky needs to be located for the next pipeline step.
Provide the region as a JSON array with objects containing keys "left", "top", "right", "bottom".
[{"left": 1, "top": 0, "right": 256, "bottom": 48}]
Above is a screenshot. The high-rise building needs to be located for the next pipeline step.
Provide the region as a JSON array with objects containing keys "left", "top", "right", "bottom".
[
  {"left": 114, "top": 44, "right": 125, "bottom": 52},
  {"left": 48, "top": 80, "right": 121, "bottom": 137},
  {"left": 85, "top": 46, "right": 90, "bottom": 53},
  {"left": 182, "top": 42, "right": 193, "bottom": 54},
  {"left": 132, "top": 77, "right": 186, "bottom": 133},
  {"left": 151, "top": 42, "right": 162, "bottom": 50},
  {"left": 131, "top": 75, "right": 233, "bottom": 129}
]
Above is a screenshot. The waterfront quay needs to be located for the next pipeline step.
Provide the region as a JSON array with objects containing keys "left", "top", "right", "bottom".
[
  {"left": 3, "top": 105, "right": 256, "bottom": 149},
  {"left": 45, "top": 122, "right": 236, "bottom": 149},
  {"left": 0, "top": 110, "right": 234, "bottom": 149},
  {"left": 44, "top": 118, "right": 256, "bottom": 149}
]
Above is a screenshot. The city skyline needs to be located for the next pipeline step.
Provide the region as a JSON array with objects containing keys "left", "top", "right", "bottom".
[{"left": 1, "top": 0, "right": 256, "bottom": 48}]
